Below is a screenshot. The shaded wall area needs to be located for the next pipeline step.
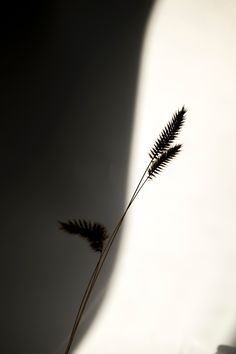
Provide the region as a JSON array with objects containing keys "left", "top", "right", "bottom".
[{"left": 1, "top": 1, "right": 154, "bottom": 353}]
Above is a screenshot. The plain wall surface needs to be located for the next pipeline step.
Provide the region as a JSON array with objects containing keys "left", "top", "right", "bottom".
[
  {"left": 75, "top": 1, "right": 236, "bottom": 353},
  {"left": 0, "top": 1, "right": 153, "bottom": 353}
]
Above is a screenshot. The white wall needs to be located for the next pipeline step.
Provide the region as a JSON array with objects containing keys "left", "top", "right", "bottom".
[{"left": 75, "top": 1, "right": 236, "bottom": 353}]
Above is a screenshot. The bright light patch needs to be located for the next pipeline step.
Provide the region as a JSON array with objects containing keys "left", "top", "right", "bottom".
[{"left": 75, "top": 0, "right": 236, "bottom": 353}]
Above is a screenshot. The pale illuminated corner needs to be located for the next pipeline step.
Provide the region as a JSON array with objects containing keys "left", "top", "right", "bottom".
[{"left": 75, "top": 0, "right": 236, "bottom": 353}]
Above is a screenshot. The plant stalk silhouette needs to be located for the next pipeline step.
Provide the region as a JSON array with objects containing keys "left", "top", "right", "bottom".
[{"left": 59, "top": 106, "right": 187, "bottom": 354}]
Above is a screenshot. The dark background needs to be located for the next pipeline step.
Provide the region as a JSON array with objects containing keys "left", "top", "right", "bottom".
[{"left": 1, "top": 1, "right": 154, "bottom": 353}]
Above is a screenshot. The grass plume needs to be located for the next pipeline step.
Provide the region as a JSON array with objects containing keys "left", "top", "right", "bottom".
[
  {"left": 59, "top": 220, "right": 108, "bottom": 253},
  {"left": 148, "top": 144, "right": 182, "bottom": 179},
  {"left": 149, "top": 106, "right": 186, "bottom": 159}
]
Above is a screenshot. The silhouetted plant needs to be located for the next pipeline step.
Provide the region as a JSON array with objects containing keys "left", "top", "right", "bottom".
[
  {"left": 148, "top": 144, "right": 182, "bottom": 179},
  {"left": 149, "top": 106, "right": 185, "bottom": 159},
  {"left": 59, "top": 106, "right": 187, "bottom": 354},
  {"left": 59, "top": 220, "right": 109, "bottom": 253}
]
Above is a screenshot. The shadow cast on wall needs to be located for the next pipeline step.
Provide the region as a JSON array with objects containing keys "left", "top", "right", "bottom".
[{"left": 1, "top": 1, "right": 154, "bottom": 353}]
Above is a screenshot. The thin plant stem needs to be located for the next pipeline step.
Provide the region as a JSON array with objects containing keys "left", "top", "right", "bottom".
[
  {"left": 127, "top": 159, "right": 153, "bottom": 207},
  {"left": 64, "top": 255, "right": 102, "bottom": 354},
  {"left": 64, "top": 165, "right": 150, "bottom": 354}
]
